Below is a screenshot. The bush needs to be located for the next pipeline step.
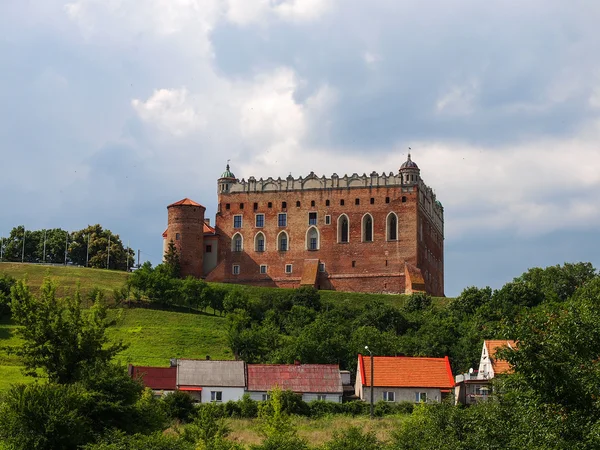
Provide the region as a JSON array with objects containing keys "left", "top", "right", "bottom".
[
  {"left": 374, "top": 400, "right": 394, "bottom": 417},
  {"left": 225, "top": 400, "right": 242, "bottom": 418},
  {"left": 395, "top": 401, "right": 415, "bottom": 414},
  {"left": 340, "top": 400, "right": 370, "bottom": 416},
  {"left": 239, "top": 393, "right": 259, "bottom": 418},
  {"left": 162, "top": 390, "right": 196, "bottom": 423},
  {"left": 308, "top": 400, "right": 343, "bottom": 418},
  {"left": 322, "top": 426, "right": 384, "bottom": 450}
]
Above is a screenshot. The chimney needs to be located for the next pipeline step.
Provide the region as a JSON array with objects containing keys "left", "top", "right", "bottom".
[{"left": 204, "top": 218, "right": 210, "bottom": 226}]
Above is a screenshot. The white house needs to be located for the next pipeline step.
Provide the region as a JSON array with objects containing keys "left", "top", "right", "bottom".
[{"left": 176, "top": 359, "right": 246, "bottom": 403}]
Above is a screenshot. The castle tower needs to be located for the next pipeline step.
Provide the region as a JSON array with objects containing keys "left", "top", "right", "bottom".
[
  {"left": 218, "top": 163, "right": 237, "bottom": 195},
  {"left": 166, "top": 198, "right": 205, "bottom": 278},
  {"left": 399, "top": 153, "right": 420, "bottom": 185}
]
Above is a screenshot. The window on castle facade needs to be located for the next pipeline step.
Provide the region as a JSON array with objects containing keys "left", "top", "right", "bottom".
[
  {"left": 260, "top": 265, "right": 267, "bottom": 274},
  {"left": 206, "top": 245, "right": 212, "bottom": 253},
  {"left": 282, "top": 201, "right": 287, "bottom": 210},
  {"left": 308, "top": 212, "right": 317, "bottom": 225},
  {"left": 255, "top": 232, "right": 265, "bottom": 252},
  {"left": 325, "top": 215, "right": 331, "bottom": 225},
  {"left": 278, "top": 213, "right": 287, "bottom": 227},
  {"left": 268, "top": 202, "right": 272, "bottom": 208},
  {"left": 254, "top": 202, "right": 258, "bottom": 210},
  {"left": 233, "top": 215, "right": 242, "bottom": 228},
  {"left": 296, "top": 201, "right": 301, "bottom": 207},
  {"left": 355, "top": 198, "right": 360, "bottom": 205},
  {"left": 278, "top": 232, "right": 289, "bottom": 251},
  {"left": 226, "top": 203, "right": 231, "bottom": 210},
  {"left": 311, "top": 200, "right": 315, "bottom": 207},
  {"left": 338, "top": 215, "right": 349, "bottom": 243},
  {"left": 175, "top": 233, "right": 180, "bottom": 240},
  {"left": 370, "top": 197, "right": 375, "bottom": 204},
  {"left": 285, "top": 264, "right": 293, "bottom": 274},
  {"left": 363, "top": 214, "right": 373, "bottom": 242},
  {"left": 232, "top": 234, "right": 243, "bottom": 252},
  {"left": 232, "top": 265, "right": 240, "bottom": 275},
  {"left": 307, "top": 227, "right": 319, "bottom": 250},
  {"left": 385, "top": 197, "right": 390, "bottom": 204},
  {"left": 240, "top": 203, "right": 244, "bottom": 209},
  {"left": 255, "top": 214, "right": 264, "bottom": 228},
  {"left": 318, "top": 263, "right": 325, "bottom": 272},
  {"left": 387, "top": 213, "right": 398, "bottom": 241},
  {"left": 326, "top": 200, "right": 330, "bottom": 206},
  {"left": 340, "top": 199, "right": 345, "bottom": 206}
]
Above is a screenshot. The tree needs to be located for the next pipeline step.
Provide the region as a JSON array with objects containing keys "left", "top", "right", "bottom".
[
  {"left": 0, "top": 273, "right": 16, "bottom": 316},
  {"left": 8, "top": 278, "right": 127, "bottom": 383},
  {"left": 70, "top": 224, "right": 134, "bottom": 270},
  {"left": 163, "top": 240, "right": 181, "bottom": 278},
  {"left": 323, "top": 426, "right": 384, "bottom": 450}
]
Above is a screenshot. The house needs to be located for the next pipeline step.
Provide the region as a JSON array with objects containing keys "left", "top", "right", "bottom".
[
  {"left": 176, "top": 359, "right": 246, "bottom": 403},
  {"left": 246, "top": 363, "right": 344, "bottom": 403},
  {"left": 455, "top": 340, "right": 517, "bottom": 405},
  {"left": 128, "top": 365, "right": 176, "bottom": 397},
  {"left": 355, "top": 355, "right": 454, "bottom": 403}
]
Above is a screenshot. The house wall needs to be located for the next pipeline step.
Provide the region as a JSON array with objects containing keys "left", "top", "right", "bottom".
[
  {"left": 359, "top": 386, "right": 443, "bottom": 403},
  {"left": 247, "top": 391, "right": 342, "bottom": 403},
  {"left": 203, "top": 236, "right": 218, "bottom": 275},
  {"left": 477, "top": 343, "right": 493, "bottom": 379},
  {"left": 200, "top": 386, "right": 245, "bottom": 403}
]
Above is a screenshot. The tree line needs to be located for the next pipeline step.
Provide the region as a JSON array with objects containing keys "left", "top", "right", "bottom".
[{"left": 0, "top": 224, "right": 134, "bottom": 270}]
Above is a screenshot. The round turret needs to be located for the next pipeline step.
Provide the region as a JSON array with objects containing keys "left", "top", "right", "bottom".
[
  {"left": 166, "top": 198, "right": 205, "bottom": 278},
  {"left": 218, "top": 163, "right": 237, "bottom": 194},
  {"left": 399, "top": 153, "right": 420, "bottom": 185}
]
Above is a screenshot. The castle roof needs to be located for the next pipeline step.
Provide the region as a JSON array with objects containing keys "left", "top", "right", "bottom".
[
  {"left": 220, "top": 163, "right": 236, "bottom": 179},
  {"left": 400, "top": 153, "right": 419, "bottom": 170},
  {"left": 167, "top": 198, "right": 204, "bottom": 208}
]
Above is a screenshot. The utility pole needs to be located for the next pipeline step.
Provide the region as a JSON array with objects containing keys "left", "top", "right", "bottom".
[
  {"left": 137, "top": 249, "right": 140, "bottom": 268},
  {"left": 365, "top": 346, "right": 374, "bottom": 419},
  {"left": 0, "top": 236, "right": 3, "bottom": 261},
  {"left": 106, "top": 235, "right": 111, "bottom": 269},
  {"left": 21, "top": 228, "right": 26, "bottom": 263},
  {"left": 86, "top": 233, "right": 90, "bottom": 267},
  {"left": 64, "top": 231, "right": 69, "bottom": 265},
  {"left": 126, "top": 240, "right": 130, "bottom": 272},
  {"left": 43, "top": 229, "right": 47, "bottom": 263}
]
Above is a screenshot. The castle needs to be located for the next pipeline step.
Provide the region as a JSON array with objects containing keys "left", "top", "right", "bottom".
[{"left": 163, "top": 154, "right": 444, "bottom": 296}]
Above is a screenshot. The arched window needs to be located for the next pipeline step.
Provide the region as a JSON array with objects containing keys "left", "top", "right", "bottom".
[
  {"left": 277, "top": 231, "right": 289, "bottom": 251},
  {"left": 362, "top": 214, "right": 373, "bottom": 242},
  {"left": 306, "top": 227, "right": 319, "bottom": 250},
  {"left": 231, "top": 233, "right": 243, "bottom": 252},
  {"left": 386, "top": 212, "right": 398, "bottom": 241},
  {"left": 254, "top": 232, "right": 266, "bottom": 252},
  {"left": 338, "top": 214, "right": 349, "bottom": 243}
]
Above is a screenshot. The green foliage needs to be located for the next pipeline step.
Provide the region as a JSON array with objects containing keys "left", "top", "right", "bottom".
[
  {"left": 161, "top": 390, "right": 196, "bottom": 423},
  {"left": 8, "top": 278, "right": 127, "bottom": 383},
  {"left": 0, "top": 382, "right": 92, "bottom": 450},
  {"left": 0, "top": 273, "right": 15, "bottom": 317},
  {"left": 290, "top": 286, "right": 322, "bottom": 310},
  {"left": 321, "top": 426, "right": 384, "bottom": 450},
  {"left": 163, "top": 240, "right": 181, "bottom": 278},
  {"left": 84, "top": 430, "right": 193, "bottom": 450},
  {"left": 404, "top": 292, "right": 432, "bottom": 312},
  {"left": 181, "top": 402, "right": 235, "bottom": 449}
]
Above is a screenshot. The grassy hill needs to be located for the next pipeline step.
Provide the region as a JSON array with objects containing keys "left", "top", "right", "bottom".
[{"left": 0, "top": 263, "right": 451, "bottom": 392}]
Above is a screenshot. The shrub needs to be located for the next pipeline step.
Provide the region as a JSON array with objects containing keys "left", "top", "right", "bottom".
[
  {"left": 162, "top": 390, "right": 196, "bottom": 423},
  {"left": 239, "top": 393, "right": 259, "bottom": 418}
]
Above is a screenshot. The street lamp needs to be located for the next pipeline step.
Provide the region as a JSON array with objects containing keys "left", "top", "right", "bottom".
[{"left": 365, "top": 345, "right": 374, "bottom": 419}]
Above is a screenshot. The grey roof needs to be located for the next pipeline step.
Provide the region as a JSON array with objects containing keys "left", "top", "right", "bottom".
[
  {"left": 400, "top": 153, "right": 419, "bottom": 170},
  {"left": 177, "top": 360, "right": 246, "bottom": 387}
]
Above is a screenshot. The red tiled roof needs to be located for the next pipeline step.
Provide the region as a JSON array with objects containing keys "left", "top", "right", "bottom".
[
  {"left": 247, "top": 364, "right": 342, "bottom": 394},
  {"left": 131, "top": 366, "right": 176, "bottom": 390},
  {"left": 485, "top": 340, "right": 517, "bottom": 375},
  {"left": 168, "top": 198, "right": 204, "bottom": 208},
  {"left": 358, "top": 355, "right": 454, "bottom": 389},
  {"left": 203, "top": 222, "right": 216, "bottom": 234}
]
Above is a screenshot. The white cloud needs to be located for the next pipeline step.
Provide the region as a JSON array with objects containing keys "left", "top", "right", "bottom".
[
  {"left": 435, "top": 80, "right": 479, "bottom": 116},
  {"left": 132, "top": 88, "right": 206, "bottom": 136}
]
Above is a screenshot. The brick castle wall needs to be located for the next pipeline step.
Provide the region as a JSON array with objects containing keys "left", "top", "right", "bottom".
[{"left": 166, "top": 204, "right": 205, "bottom": 278}]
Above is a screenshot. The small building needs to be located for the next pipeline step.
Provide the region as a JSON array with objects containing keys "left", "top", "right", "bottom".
[
  {"left": 455, "top": 340, "right": 517, "bottom": 405},
  {"left": 176, "top": 359, "right": 246, "bottom": 403},
  {"left": 246, "top": 363, "right": 344, "bottom": 403},
  {"left": 128, "top": 365, "right": 176, "bottom": 397},
  {"left": 355, "top": 355, "right": 454, "bottom": 403}
]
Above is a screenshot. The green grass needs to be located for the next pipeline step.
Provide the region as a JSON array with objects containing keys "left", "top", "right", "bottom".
[{"left": 0, "top": 262, "right": 128, "bottom": 298}]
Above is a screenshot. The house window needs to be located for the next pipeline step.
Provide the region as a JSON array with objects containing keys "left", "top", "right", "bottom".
[
  {"left": 255, "top": 214, "right": 265, "bottom": 228},
  {"left": 415, "top": 392, "right": 427, "bottom": 403},
  {"left": 352, "top": 260, "right": 356, "bottom": 268},
  {"left": 282, "top": 201, "right": 287, "bottom": 210},
  {"left": 285, "top": 264, "right": 293, "bottom": 274},
  {"left": 268, "top": 202, "right": 272, "bottom": 208},
  {"left": 232, "top": 234, "right": 243, "bottom": 252},
  {"left": 254, "top": 202, "right": 258, "bottom": 210},
  {"left": 370, "top": 197, "right": 375, "bottom": 204},
  {"left": 326, "top": 200, "right": 330, "bottom": 207},
  {"left": 206, "top": 245, "right": 212, "bottom": 253},
  {"left": 255, "top": 232, "right": 265, "bottom": 252},
  {"left": 340, "top": 199, "right": 345, "bottom": 206},
  {"left": 362, "top": 214, "right": 373, "bottom": 242},
  {"left": 316, "top": 394, "right": 327, "bottom": 401},
  {"left": 325, "top": 215, "right": 331, "bottom": 225},
  {"left": 278, "top": 232, "right": 289, "bottom": 251},
  {"left": 318, "top": 263, "right": 325, "bottom": 272},
  {"left": 211, "top": 391, "right": 223, "bottom": 402},
  {"left": 311, "top": 200, "right": 315, "bottom": 207},
  {"left": 307, "top": 227, "right": 319, "bottom": 251},
  {"left": 175, "top": 233, "right": 180, "bottom": 240},
  {"left": 383, "top": 392, "right": 395, "bottom": 402},
  {"left": 232, "top": 265, "right": 240, "bottom": 275},
  {"left": 262, "top": 394, "right": 271, "bottom": 401},
  {"left": 355, "top": 198, "right": 360, "bottom": 205},
  {"left": 240, "top": 203, "right": 244, "bottom": 210},
  {"left": 308, "top": 212, "right": 317, "bottom": 225},
  {"left": 226, "top": 203, "right": 231, "bottom": 210},
  {"left": 233, "top": 215, "right": 242, "bottom": 228},
  {"left": 260, "top": 265, "right": 267, "bottom": 274},
  {"left": 338, "top": 215, "right": 349, "bottom": 243},
  {"left": 296, "top": 201, "right": 301, "bottom": 207},
  {"left": 387, "top": 213, "right": 398, "bottom": 241},
  {"left": 278, "top": 213, "right": 287, "bottom": 227},
  {"left": 385, "top": 197, "right": 390, "bottom": 204}
]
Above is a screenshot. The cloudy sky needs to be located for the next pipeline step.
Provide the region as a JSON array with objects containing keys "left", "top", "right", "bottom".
[{"left": 2, "top": 0, "right": 600, "bottom": 296}]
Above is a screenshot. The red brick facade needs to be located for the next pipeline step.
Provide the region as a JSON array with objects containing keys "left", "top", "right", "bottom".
[
  {"left": 165, "top": 199, "right": 205, "bottom": 278},
  {"left": 166, "top": 157, "right": 444, "bottom": 296}
]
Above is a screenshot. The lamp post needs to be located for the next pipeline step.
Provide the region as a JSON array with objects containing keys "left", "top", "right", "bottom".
[{"left": 365, "top": 345, "right": 374, "bottom": 419}]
